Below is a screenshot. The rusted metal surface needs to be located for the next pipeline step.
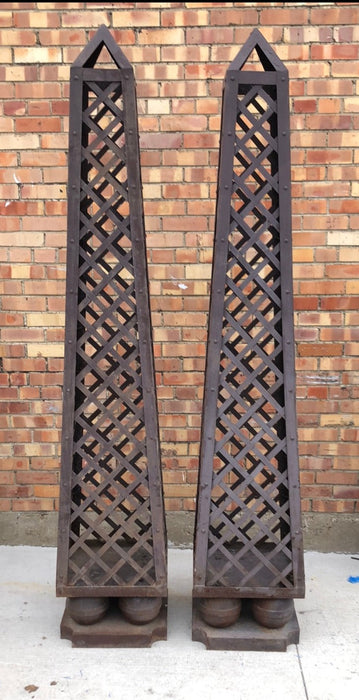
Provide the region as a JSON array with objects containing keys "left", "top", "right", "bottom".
[
  {"left": 56, "top": 27, "right": 167, "bottom": 624},
  {"left": 193, "top": 30, "right": 304, "bottom": 637}
]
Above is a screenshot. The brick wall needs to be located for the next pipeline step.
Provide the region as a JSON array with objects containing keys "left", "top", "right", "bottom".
[{"left": 0, "top": 2, "right": 358, "bottom": 523}]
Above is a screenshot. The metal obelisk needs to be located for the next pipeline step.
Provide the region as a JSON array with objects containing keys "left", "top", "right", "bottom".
[
  {"left": 192, "top": 30, "right": 305, "bottom": 651},
  {"left": 56, "top": 26, "right": 167, "bottom": 647}
]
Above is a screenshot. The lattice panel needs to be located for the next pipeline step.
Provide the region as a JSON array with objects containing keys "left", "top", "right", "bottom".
[
  {"left": 71, "top": 79, "right": 155, "bottom": 588},
  {"left": 194, "top": 30, "right": 304, "bottom": 600},
  {"left": 57, "top": 29, "right": 166, "bottom": 598},
  {"left": 206, "top": 83, "right": 292, "bottom": 589}
]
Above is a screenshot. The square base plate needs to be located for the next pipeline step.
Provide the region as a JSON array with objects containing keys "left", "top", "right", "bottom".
[
  {"left": 61, "top": 599, "right": 167, "bottom": 648},
  {"left": 192, "top": 599, "right": 299, "bottom": 652}
]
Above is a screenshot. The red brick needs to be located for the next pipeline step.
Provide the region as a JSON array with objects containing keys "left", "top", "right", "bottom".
[
  {"left": 28, "top": 101, "right": 51, "bottom": 116},
  {"left": 139, "top": 133, "right": 182, "bottom": 150},
  {"left": 15, "top": 117, "right": 61, "bottom": 133},
  {"left": 39, "top": 28, "right": 85, "bottom": 44},
  {"left": 306, "top": 115, "right": 352, "bottom": 131},
  {"left": 187, "top": 27, "right": 233, "bottom": 44},
  {"left": 209, "top": 7, "right": 258, "bottom": 25},
  {"left": 307, "top": 149, "right": 352, "bottom": 165},
  {"left": 261, "top": 7, "right": 308, "bottom": 24},
  {"left": 3, "top": 101, "right": 26, "bottom": 116},
  {"left": 311, "top": 6, "right": 359, "bottom": 24},
  {"left": 312, "top": 501, "right": 355, "bottom": 514},
  {"left": 307, "top": 78, "right": 353, "bottom": 96},
  {"left": 297, "top": 344, "right": 343, "bottom": 358},
  {"left": 12, "top": 498, "right": 54, "bottom": 512},
  {"left": 160, "top": 115, "right": 207, "bottom": 132},
  {"left": 293, "top": 99, "right": 317, "bottom": 114},
  {"left": 299, "top": 281, "right": 345, "bottom": 296},
  {"left": 311, "top": 44, "right": 359, "bottom": 60},
  {"left": 183, "top": 133, "right": 219, "bottom": 149},
  {"left": 333, "top": 487, "right": 359, "bottom": 500},
  {"left": 326, "top": 264, "right": 359, "bottom": 278}
]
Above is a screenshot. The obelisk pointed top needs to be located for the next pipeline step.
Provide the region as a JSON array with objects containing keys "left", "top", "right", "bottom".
[
  {"left": 73, "top": 24, "right": 132, "bottom": 70},
  {"left": 229, "top": 28, "right": 287, "bottom": 73}
]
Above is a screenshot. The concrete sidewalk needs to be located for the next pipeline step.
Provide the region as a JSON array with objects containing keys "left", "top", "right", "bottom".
[{"left": 0, "top": 546, "right": 357, "bottom": 700}]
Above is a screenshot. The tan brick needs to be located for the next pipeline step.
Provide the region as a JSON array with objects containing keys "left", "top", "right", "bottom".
[
  {"left": 0, "top": 11, "right": 12, "bottom": 26},
  {"left": 138, "top": 28, "right": 184, "bottom": 45},
  {"left": 328, "top": 232, "right": 359, "bottom": 246},
  {"left": 112, "top": 9, "right": 160, "bottom": 26},
  {"left": 0, "top": 29, "right": 36, "bottom": 44},
  {"left": 61, "top": 11, "right": 109, "bottom": 27},
  {"left": 0, "top": 47, "right": 13, "bottom": 62},
  {"left": 21, "top": 185, "right": 66, "bottom": 200},
  {"left": 14, "top": 47, "right": 62, "bottom": 63},
  {"left": 27, "top": 344, "right": 64, "bottom": 358},
  {"left": 27, "top": 313, "right": 65, "bottom": 327},
  {"left": 147, "top": 98, "right": 170, "bottom": 115},
  {"left": 184, "top": 264, "right": 212, "bottom": 280},
  {"left": 161, "top": 9, "right": 208, "bottom": 27},
  {"left": 0, "top": 232, "right": 44, "bottom": 247},
  {"left": 162, "top": 46, "right": 209, "bottom": 62},
  {"left": 0, "top": 133, "right": 39, "bottom": 150}
]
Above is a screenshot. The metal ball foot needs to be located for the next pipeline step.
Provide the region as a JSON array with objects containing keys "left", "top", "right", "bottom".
[
  {"left": 199, "top": 598, "right": 242, "bottom": 628},
  {"left": 118, "top": 597, "right": 162, "bottom": 625},
  {"left": 67, "top": 597, "right": 109, "bottom": 626},
  {"left": 252, "top": 599, "right": 294, "bottom": 629}
]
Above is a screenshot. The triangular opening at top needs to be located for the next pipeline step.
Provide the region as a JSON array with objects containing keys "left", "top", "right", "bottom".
[
  {"left": 241, "top": 45, "right": 275, "bottom": 72},
  {"left": 87, "top": 43, "right": 115, "bottom": 69},
  {"left": 229, "top": 29, "right": 286, "bottom": 74}
]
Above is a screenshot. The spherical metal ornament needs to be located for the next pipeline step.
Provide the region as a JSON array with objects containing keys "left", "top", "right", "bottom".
[
  {"left": 118, "top": 597, "right": 162, "bottom": 625},
  {"left": 252, "top": 599, "right": 294, "bottom": 629},
  {"left": 68, "top": 597, "right": 109, "bottom": 626},
  {"left": 199, "top": 598, "right": 241, "bottom": 628}
]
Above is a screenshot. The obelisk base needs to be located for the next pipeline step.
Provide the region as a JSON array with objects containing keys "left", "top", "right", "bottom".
[
  {"left": 192, "top": 599, "right": 299, "bottom": 652},
  {"left": 61, "top": 599, "right": 167, "bottom": 648}
]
